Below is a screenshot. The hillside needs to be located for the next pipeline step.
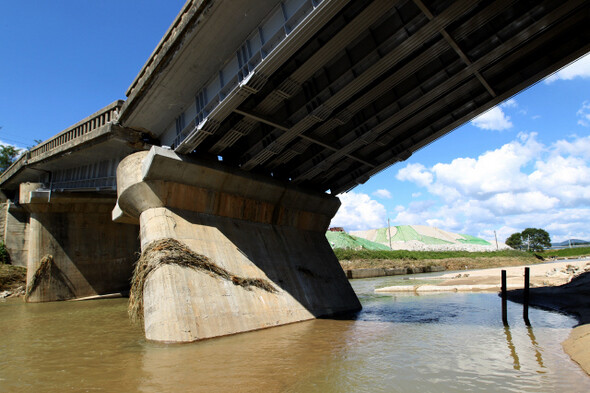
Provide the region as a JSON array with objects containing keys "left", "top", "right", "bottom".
[
  {"left": 349, "top": 225, "right": 509, "bottom": 252},
  {"left": 551, "top": 239, "right": 590, "bottom": 247},
  {"left": 325, "top": 231, "right": 391, "bottom": 251}
]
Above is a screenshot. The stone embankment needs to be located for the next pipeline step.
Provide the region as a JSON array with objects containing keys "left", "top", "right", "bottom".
[
  {"left": 345, "top": 265, "right": 445, "bottom": 279},
  {"left": 384, "top": 240, "right": 512, "bottom": 252}
]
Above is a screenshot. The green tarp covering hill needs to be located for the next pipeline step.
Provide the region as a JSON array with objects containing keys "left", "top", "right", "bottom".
[
  {"left": 325, "top": 231, "right": 391, "bottom": 251},
  {"left": 389, "top": 225, "right": 451, "bottom": 245},
  {"left": 329, "top": 225, "right": 498, "bottom": 251},
  {"left": 457, "top": 234, "right": 492, "bottom": 245}
]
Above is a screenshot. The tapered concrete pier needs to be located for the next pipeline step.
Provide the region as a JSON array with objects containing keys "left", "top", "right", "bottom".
[
  {"left": 115, "top": 147, "right": 361, "bottom": 342},
  {"left": 19, "top": 183, "right": 139, "bottom": 302}
]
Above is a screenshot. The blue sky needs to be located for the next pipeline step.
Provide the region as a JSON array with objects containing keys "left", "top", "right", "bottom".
[
  {"left": 1, "top": 2, "right": 589, "bottom": 243},
  {"left": 0, "top": 1, "right": 185, "bottom": 146}
]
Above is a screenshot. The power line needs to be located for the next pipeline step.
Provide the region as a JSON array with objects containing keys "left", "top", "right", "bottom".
[{"left": 0, "top": 135, "right": 30, "bottom": 147}]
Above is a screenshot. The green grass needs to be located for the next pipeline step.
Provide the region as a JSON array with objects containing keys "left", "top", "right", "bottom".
[
  {"left": 541, "top": 247, "right": 590, "bottom": 258},
  {"left": 333, "top": 248, "right": 528, "bottom": 261},
  {"left": 0, "top": 241, "right": 10, "bottom": 264}
]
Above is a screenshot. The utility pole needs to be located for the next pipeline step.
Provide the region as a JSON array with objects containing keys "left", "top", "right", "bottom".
[
  {"left": 494, "top": 230, "right": 499, "bottom": 250},
  {"left": 387, "top": 218, "right": 392, "bottom": 250},
  {"left": 527, "top": 235, "right": 530, "bottom": 252}
]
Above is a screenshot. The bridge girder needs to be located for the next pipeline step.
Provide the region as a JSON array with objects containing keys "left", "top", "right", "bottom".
[{"left": 119, "top": 0, "right": 590, "bottom": 194}]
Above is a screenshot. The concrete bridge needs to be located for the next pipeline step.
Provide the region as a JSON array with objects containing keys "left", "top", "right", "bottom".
[{"left": 1, "top": 0, "right": 588, "bottom": 342}]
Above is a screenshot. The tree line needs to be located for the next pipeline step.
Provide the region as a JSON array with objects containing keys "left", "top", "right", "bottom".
[{"left": 505, "top": 228, "right": 551, "bottom": 251}]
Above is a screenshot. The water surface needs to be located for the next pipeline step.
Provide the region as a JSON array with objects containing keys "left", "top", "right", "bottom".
[{"left": 1, "top": 275, "right": 588, "bottom": 392}]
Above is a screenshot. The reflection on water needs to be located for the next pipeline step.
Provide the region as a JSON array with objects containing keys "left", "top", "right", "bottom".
[
  {"left": 527, "top": 325, "right": 546, "bottom": 370},
  {"left": 1, "top": 274, "right": 589, "bottom": 392},
  {"left": 504, "top": 325, "right": 521, "bottom": 371}
]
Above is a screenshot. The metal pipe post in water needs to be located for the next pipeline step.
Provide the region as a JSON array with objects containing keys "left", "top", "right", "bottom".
[
  {"left": 501, "top": 270, "right": 508, "bottom": 326},
  {"left": 523, "top": 267, "right": 530, "bottom": 326}
]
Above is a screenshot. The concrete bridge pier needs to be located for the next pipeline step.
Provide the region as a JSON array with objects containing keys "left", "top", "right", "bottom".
[
  {"left": 115, "top": 147, "right": 360, "bottom": 342},
  {"left": 19, "top": 183, "right": 139, "bottom": 302}
]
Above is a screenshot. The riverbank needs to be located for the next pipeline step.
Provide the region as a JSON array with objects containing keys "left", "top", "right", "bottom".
[
  {"left": 344, "top": 265, "right": 445, "bottom": 279},
  {"left": 0, "top": 264, "right": 26, "bottom": 298},
  {"left": 340, "top": 253, "right": 539, "bottom": 279},
  {"left": 376, "top": 259, "right": 590, "bottom": 376}
]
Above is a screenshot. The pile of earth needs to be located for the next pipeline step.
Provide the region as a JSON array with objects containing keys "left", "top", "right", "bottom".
[
  {"left": 326, "top": 231, "right": 391, "bottom": 251},
  {"left": 332, "top": 225, "right": 510, "bottom": 252}
]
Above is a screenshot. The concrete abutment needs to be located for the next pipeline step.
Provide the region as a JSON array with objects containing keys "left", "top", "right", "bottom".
[
  {"left": 1, "top": 200, "right": 29, "bottom": 267},
  {"left": 116, "top": 147, "right": 361, "bottom": 342}
]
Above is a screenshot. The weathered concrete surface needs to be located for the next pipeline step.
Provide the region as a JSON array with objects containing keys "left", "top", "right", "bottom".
[
  {"left": 117, "top": 147, "right": 361, "bottom": 342},
  {"left": 0, "top": 201, "right": 29, "bottom": 267},
  {"left": 19, "top": 183, "right": 139, "bottom": 302}
]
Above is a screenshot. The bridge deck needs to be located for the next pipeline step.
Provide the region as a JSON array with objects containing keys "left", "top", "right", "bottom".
[
  {"left": 120, "top": 0, "right": 590, "bottom": 194},
  {"left": 0, "top": 101, "right": 146, "bottom": 194},
  {"left": 2, "top": 0, "right": 589, "bottom": 197}
]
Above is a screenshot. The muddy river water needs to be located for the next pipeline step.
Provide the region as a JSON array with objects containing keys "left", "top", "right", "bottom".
[{"left": 1, "top": 274, "right": 589, "bottom": 392}]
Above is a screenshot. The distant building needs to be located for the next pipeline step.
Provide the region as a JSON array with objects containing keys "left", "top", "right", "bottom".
[{"left": 328, "top": 227, "right": 345, "bottom": 232}]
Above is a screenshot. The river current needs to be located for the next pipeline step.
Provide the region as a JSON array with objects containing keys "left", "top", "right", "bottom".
[{"left": 1, "top": 274, "right": 589, "bottom": 392}]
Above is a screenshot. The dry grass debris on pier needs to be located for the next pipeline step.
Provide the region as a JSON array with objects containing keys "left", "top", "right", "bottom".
[{"left": 129, "top": 238, "right": 276, "bottom": 323}]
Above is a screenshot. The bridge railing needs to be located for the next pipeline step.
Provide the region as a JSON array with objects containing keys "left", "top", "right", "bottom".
[
  {"left": 171, "top": 0, "right": 323, "bottom": 149},
  {"left": 0, "top": 101, "right": 124, "bottom": 185},
  {"left": 28, "top": 100, "right": 123, "bottom": 160},
  {"left": 50, "top": 158, "right": 120, "bottom": 192}
]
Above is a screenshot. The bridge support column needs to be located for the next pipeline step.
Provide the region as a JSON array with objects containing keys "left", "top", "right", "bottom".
[
  {"left": 115, "top": 147, "right": 360, "bottom": 342},
  {"left": 0, "top": 200, "right": 29, "bottom": 267},
  {"left": 19, "top": 183, "right": 139, "bottom": 302}
]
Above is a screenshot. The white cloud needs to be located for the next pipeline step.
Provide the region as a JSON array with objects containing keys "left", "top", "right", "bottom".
[
  {"left": 428, "top": 133, "right": 542, "bottom": 200},
  {"left": 330, "top": 192, "right": 386, "bottom": 231},
  {"left": 396, "top": 163, "right": 432, "bottom": 187},
  {"left": 553, "top": 134, "right": 590, "bottom": 159},
  {"left": 372, "top": 189, "right": 392, "bottom": 199},
  {"left": 544, "top": 52, "right": 590, "bottom": 84},
  {"left": 411, "top": 192, "right": 422, "bottom": 198},
  {"left": 393, "top": 133, "right": 590, "bottom": 243},
  {"left": 577, "top": 101, "right": 590, "bottom": 127},
  {"left": 501, "top": 98, "right": 518, "bottom": 108},
  {"left": 471, "top": 106, "right": 513, "bottom": 130},
  {"left": 484, "top": 191, "right": 559, "bottom": 215}
]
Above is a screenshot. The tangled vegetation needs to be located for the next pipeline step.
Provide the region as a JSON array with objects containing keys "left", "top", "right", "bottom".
[
  {"left": 0, "top": 264, "right": 26, "bottom": 291},
  {"left": 0, "top": 241, "right": 11, "bottom": 265},
  {"left": 25, "top": 255, "right": 54, "bottom": 299},
  {"left": 129, "top": 238, "right": 276, "bottom": 323},
  {"left": 24, "top": 255, "right": 74, "bottom": 301}
]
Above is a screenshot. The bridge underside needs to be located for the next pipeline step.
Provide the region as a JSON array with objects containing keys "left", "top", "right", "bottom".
[
  {"left": 2, "top": 0, "right": 589, "bottom": 343},
  {"left": 121, "top": 0, "right": 590, "bottom": 195}
]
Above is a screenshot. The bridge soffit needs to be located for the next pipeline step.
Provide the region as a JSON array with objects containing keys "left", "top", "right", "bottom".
[{"left": 121, "top": 0, "right": 590, "bottom": 195}]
